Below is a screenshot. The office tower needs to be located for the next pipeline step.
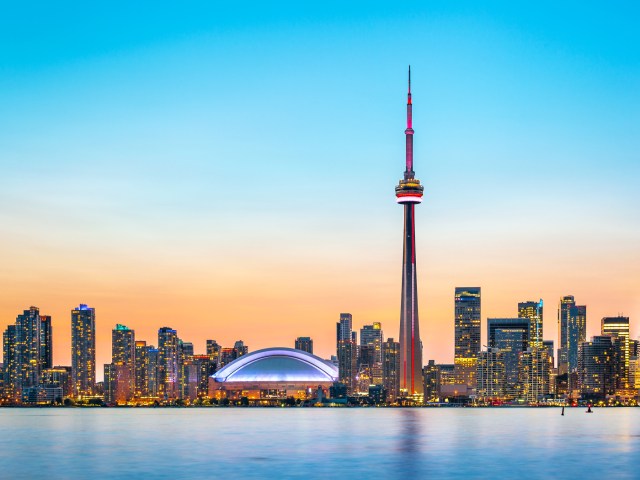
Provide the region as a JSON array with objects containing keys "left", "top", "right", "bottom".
[
  {"left": 147, "top": 347, "right": 159, "bottom": 397},
  {"left": 382, "top": 338, "right": 400, "bottom": 401},
  {"left": 487, "top": 318, "right": 530, "bottom": 398},
  {"left": 294, "top": 337, "right": 314, "bottom": 354},
  {"left": 360, "top": 323, "right": 383, "bottom": 385},
  {"left": 15, "top": 306, "right": 42, "bottom": 396},
  {"left": 396, "top": 67, "right": 424, "bottom": 396},
  {"left": 567, "top": 304, "right": 587, "bottom": 389},
  {"left": 218, "top": 348, "right": 236, "bottom": 369},
  {"left": 477, "top": 348, "right": 506, "bottom": 401},
  {"left": 104, "top": 363, "right": 116, "bottom": 404},
  {"left": 357, "top": 344, "right": 376, "bottom": 393},
  {"left": 206, "top": 340, "right": 221, "bottom": 371},
  {"left": 423, "top": 360, "right": 438, "bottom": 402},
  {"left": 518, "top": 349, "right": 550, "bottom": 402},
  {"left": 601, "top": 316, "right": 630, "bottom": 389},
  {"left": 337, "top": 313, "right": 356, "bottom": 393},
  {"left": 192, "top": 354, "right": 213, "bottom": 397},
  {"left": 178, "top": 341, "right": 196, "bottom": 400},
  {"left": 71, "top": 304, "right": 96, "bottom": 397},
  {"left": 135, "top": 341, "right": 150, "bottom": 397},
  {"left": 112, "top": 324, "right": 135, "bottom": 401},
  {"left": 557, "top": 296, "right": 574, "bottom": 375},
  {"left": 454, "top": 288, "right": 481, "bottom": 389},
  {"left": 578, "top": 336, "right": 618, "bottom": 399},
  {"left": 518, "top": 300, "right": 543, "bottom": 348},
  {"left": 158, "top": 327, "right": 179, "bottom": 400},
  {"left": 434, "top": 364, "right": 457, "bottom": 400},
  {"left": 40, "top": 315, "right": 52, "bottom": 370},
  {"left": 543, "top": 340, "right": 554, "bottom": 368},
  {"left": 3, "top": 325, "right": 18, "bottom": 401}
]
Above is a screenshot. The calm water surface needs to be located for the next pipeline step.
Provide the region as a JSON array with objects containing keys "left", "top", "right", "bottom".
[{"left": 0, "top": 408, "right": 637, "bottom": 479}]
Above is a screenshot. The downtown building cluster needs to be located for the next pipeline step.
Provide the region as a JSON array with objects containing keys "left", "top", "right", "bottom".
[
  {"left": 333, "top": 291, "right": 638, "bottom": 406},
  {"left": 421, "top": 290, "right": 638, "bottom": 405},
  {"left": 1, "top": 304, "right": 256, "bottom": 405}
]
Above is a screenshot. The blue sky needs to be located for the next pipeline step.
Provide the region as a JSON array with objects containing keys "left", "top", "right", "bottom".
[{"left": 1, "top": 1, "right": 639, "bottom": 365}]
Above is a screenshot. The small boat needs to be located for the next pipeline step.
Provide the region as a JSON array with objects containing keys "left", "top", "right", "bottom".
[{"left": 586, "top": 405, "right": 593, "bottom": 413}]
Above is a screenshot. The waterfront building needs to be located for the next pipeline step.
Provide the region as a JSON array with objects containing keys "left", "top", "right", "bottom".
[
  {"left": 41, "top": 366, "right": 72, "bottom": 398},
  {"left": 206, "top": 340, "right": 221, "bottom": 369},
  {"left": 518, "top": 300, "right": 543, "bottom": 348},
  {"left": 192, "top": 354, "right": 213, "bottom": 397},
  {"left": 2, "top": 325, "right": 18, "bottom": 401},
  {"left": 135, "top": 341, "right": 150, "bottom": 397},
  {"left": 423, "top": 360, "right": 438, "bottom": 402},
  {"left": 557, "top": 296, "right": 575, "bottom": 376},
  {"left": 601, "top": 316, "right": 630, "bottom": 389},
  {"left": 294, "top": 337, "right": 313, "bottom": 354},
  {"left": 147, "top": 347, "right": 159, "bottom": 397},
  {"left": 543, "top": 340, "right": 554, "bottom": 368},
  {"left": 454, "top": 287, "right": 481, "bottom": 391},
  {"left": 477, "top": 348, "right": 506, "bottom": 401},
  {"left": 382, "top": 338, "right": 400, "bottom": 401},
  {"left": 112, "top": 324, "right": 135, "bottom": 401},
  {"left": 16, "top": 306, "right": 42, "bottom": 394},
  {"left": 360, "top": 323, "right": 383, "bottom": 385},
  {"left": 158, "top": 327, "right": 179, "bottom": 400},
  {"left": 487, "top": 318, "right": 530, "bottom": 398},
  {"left": 337, "top": 313, "right": 357, "bottom": 393},
  {"left": 396, "top": 67, "right": 424, "bottom": 396},
  {"left": 567, "top": 304, "right": 587, "bottom": 387},
  {"left": 578, "top": 336, "right": 619, "bottom": 400},
  {"left": 210, "top": 347, "right": 338, "bottom": 402},
  {"left": 40, "top": 315, "right": 52, "bottom": 370},
  {"left": 71, "top": 304, "right": 96, "bottom": 397},
  {"left": 518, "top": 349, "right": 550, "bottom": 402}
]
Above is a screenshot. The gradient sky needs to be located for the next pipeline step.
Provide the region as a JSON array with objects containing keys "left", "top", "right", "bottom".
[{"left": 1, "top": 2, "right": 639, "bottom": 379}]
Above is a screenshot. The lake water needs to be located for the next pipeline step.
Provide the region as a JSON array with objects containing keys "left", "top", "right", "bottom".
[{"left": 0, "top": 407, "right": 637, "bottom": 479}]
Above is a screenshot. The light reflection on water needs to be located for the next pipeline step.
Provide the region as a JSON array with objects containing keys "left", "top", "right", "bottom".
[{"left": 0, "top": 408, "right": 637, "bottom": 479}]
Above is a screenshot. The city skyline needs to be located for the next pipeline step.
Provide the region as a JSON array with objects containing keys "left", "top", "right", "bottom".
[{"left": 1, "top": 2, "right": 639, "bottom": 372}]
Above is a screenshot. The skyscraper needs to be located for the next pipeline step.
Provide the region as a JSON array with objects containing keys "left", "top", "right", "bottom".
[
  {"left": 396, "top": 67, "right": 424, "bottom": 395},
  {"left": 15, "top": 306, "right": 42, "bottom": 395},
  {"left": 71, "top": 304, "right": 96, "bottom": 397},
  {"left": 454, "top": 287, "right": 481, "bottom": 389},
  {"left": 135, "top": 340, "right": 150, "bottom": 397},
  {"left": 487, "top": 318, "right": 530, "bottom": 398},
  {"left": 158, "top": 327, "right": 179, "bottom": 400},
  {"left": 112, "top": 324, "right": 135, "bottom": 401},
  {"left": 360, "top": 323, "right": 383, "bottom": 385},
  {"left": 337, "top": 313, "right": 356, "bottom": 393},
  {"left": 294, "top": 337, "right": 313, "bottom": 354},
  {"left": 601, "top": 316, "right": 630, "bottom": 389},
  {"left": 40, "top": 315, "right": 52, "bottom": 370},
  {"left": 567, "top": 304, "right": 587, "bottom": 384},
  {"left": 3, "top": 325, "right": 18, "bottom": 401},
  {"left": 518, "top": 300, "right": 543, "bottom": 348},
  {"left": 382, "top": 338, "right": 400, "bottom": 401},
  {"left": 557, "top": 295, "right": 575, "bottom": 375}
]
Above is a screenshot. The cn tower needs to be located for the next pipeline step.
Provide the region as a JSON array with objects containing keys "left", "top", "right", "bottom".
[{"left": 395, "top": 66, "right": 424, "bottom": 395}]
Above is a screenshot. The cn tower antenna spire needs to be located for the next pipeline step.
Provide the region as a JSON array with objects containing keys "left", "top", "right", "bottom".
[{"left": 404, "top": 65, "right": 414, "bottom": 178}]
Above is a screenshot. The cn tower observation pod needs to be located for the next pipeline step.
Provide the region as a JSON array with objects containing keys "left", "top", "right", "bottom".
[{"left": 212, "top": 347, "right": 338, "bottom": 384}]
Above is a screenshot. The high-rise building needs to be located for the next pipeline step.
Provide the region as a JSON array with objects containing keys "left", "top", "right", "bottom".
[
  {"left": 601, "top": 316, "right": 630, "bottom": 390},
  {"left": 423, "top": 360, "right": 438, "bottom": 402},
  {"left": 147, "top": 347, "right": 159, "bottom": 397},
  {"left": 543, "top": 340, "right": 554, "bottom": 368},
  {"left": 294, "top": 337, "right": 313, "bottom": 354},
  {"left": 396, "top": 67, "right": 424, "bottom": 396},
  {"left": 158, "top": 327, "right": 179, "bottom": 400},
  {"left": 2, "top": 325, "right": 18, "bottom": 402},
  {"left": 557, "top": 296, "right": 575, "bottom": 376},
  {"left": 578, "top": 336, "right": 619, "bottom": 399},
  {"left": 206, "top": 340, "right": 221, "bottom": 372},
  {"left": 337, "top": 313, "right": 356, "bottom": 393},
  {"left": 40, "top": 315, "right": 52, "bottom": 370},
  {"left": 135, "top": 341, "right": 150, "bottom": 397},
  {"left": 41, "top": 366, "right": 72, "bottom": 398},
  {"left": 477, "top": 348, "right": 506, "bottom": 401},
  {"left": 360, "top": 323, "right": 383, "bottom": 385},
  {"left": 382, "top": 338, "right": 400, "bottom": 401},
  {"left": 454, "top": 288, "right": 481, "bottom": 390},
  {"left": 518, "top": 300, "right": 543, "bottom": 348},
  {"left": 567, "top": 304, "right": 587, "bottom": 383},
  {"left": 16, "top": 306, "right": 42, "bottom": 395},
  {"left": 487, "top": 318, "right": 530, "bottom": 398},
  {"left": 518, "top": 349, "right": 550, "bottom": 402},
  {"left": 71, "top": 304, "right": 96, "bottom": 397},
  {"left": 111, "top": 324, "right": 135, "bottom": 402}
]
